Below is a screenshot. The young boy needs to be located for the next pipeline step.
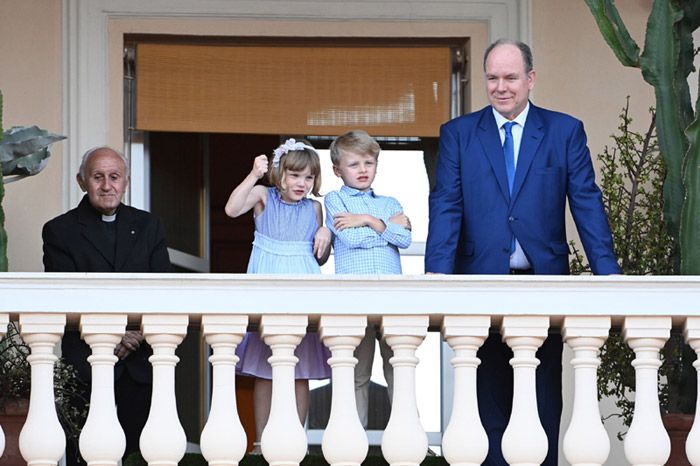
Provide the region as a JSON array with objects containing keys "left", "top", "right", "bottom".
[{"left": 324, "top": 129, "right": 412, "bottom": 428}]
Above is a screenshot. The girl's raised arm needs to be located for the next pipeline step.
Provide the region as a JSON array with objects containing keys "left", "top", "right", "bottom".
[{"left": 224, "top": 154, "right": 269, "bottom": 218}]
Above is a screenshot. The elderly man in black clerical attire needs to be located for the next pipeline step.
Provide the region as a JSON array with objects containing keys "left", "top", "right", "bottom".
[{"left": 42, "top": 146, "right": 171, "bottom": 465}]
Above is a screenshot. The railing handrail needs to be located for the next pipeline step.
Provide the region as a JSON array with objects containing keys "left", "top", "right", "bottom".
[{"left": 0, "top": 272, "right": 697, "bottom": 326}]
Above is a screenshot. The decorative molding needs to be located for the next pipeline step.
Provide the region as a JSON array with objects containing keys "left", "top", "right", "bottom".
[{"left": 64, "top": 0, "right": 530, "bottom": 208}]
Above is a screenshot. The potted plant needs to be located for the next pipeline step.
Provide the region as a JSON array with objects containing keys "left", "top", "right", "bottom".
[{"left": 569, "top": 98, "right": 696, "bottom": 465}]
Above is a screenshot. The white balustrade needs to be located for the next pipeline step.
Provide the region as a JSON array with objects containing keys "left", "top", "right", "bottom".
[
  {"left": 683, "top": 316, "right": 700, "bottom": 466},
  {"left": 318, "top": 315, "right": 369, "bottom": 466},
  {"left": 79, "top": 314, "right": 128, "bottom": 466},
  {"left": 500, "top": 315, "right": 549, "bottom": 466},
  {"left": 441, "top": 315, "right": 490, "bottom": 466},
  {"left": 622, "top": 316, "right": 671, "bottom": 466},
  {"left": 199, "top": 314, "right": 248, "bottom": 466},
  {"left": 2, "top": 274, "right": 700, "bottom": 466},
  {"left": 381, "top": 315, "right": 429, "bottom": 466},
  {"left": 562, "top": 316, "right": 611, "bottom": 466},
  {"left": 18, "top": 313, "right": 67, "bottom": 466},
  {"left": 0, "top": 312, "right": 8, "bottom": 458},
  {"left": 259, "top": 315, "right": 308, "bottom": 466},
  {"left": 140, "top": 314, "right": 189, "bottom": 466}
]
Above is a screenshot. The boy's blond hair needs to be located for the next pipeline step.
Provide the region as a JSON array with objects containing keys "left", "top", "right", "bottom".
[
  {"left": 330, "top": 130, "right": 381, "bottom": 166},
  {"left": 268, "top": 145, "right": 322, "bottom": 196}
]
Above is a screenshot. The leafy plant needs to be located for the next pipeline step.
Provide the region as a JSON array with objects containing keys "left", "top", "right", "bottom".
[
  {"left": 0, "top": 89, "right": 66, "bottom": 272},
  {"left": 569, "top": 99, "right": 695, "bottom": 437},
  {"left": 585, "top": 0, "right": 700, "bottom": 274}
]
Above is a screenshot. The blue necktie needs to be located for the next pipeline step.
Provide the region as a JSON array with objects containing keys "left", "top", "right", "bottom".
[
  {"left": 503, "top": 121, "right": 516, "bottom": 253},
  {"left": 503, "top": 121, "right": 516, "bottom": 194}
]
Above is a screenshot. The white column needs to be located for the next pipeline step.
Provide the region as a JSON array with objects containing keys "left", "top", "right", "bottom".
[
  {"left": 79, "top": 314, "right": 128, "bottom": 466},
  {"left": 259, "top": 315, "right": 308, "bottom": 466},
  {"left": 380, "top": 315, "right": 429, "bottom": 466},
  {"left": 561, "top": 316, "right": 611, "bottom": 466},
  {"left": 200, "top": 315, "right": 248, "bottom": 466},
  {"left": 441, "top": 315, "right": 490, "bottom": 466},
  {"left": 140, "top": 314, "right": 189, "bottom": 466},
  {"left": 500, "top": 315, "right": 549, "bottom": 466},
  {"left": 318, "top": 315, "right": 368, "bottom": 466},
  {"left": 683, "top": 316, "right": 700, "bottom": 466},
  {"left": 0, "top": 312, "right": 8, "bottom": 458},
  {"left": 622, "top": 316, "right": 671, "bottom": 466},
  {"left": 18, "top": 313, "right": 67, "bottom": 466}
]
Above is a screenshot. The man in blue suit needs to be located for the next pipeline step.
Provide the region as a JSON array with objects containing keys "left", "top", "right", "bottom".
[{"left": 425, "top": 39, "right": 620, "bottom": 465}]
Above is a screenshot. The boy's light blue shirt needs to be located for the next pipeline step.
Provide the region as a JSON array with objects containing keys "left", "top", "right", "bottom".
[{"left": 325, "top": 185, "right": 411, "bottom": 274}]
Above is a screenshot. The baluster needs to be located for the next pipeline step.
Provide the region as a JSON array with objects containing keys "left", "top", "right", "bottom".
[
  {"left": 318, "top": 315, "right": 368, "bottom": 466},
  {"left": 500, "top": 315, "right": 549, "bottom": 466},
  {"left": 381, "top": 315, "right": 429, "bottom": 466},
  {"left": 200, "top": 315, "right": 248, "bottom": 466},
  {"left": 623, "top": 316, "right": 671, "bottom": 466},
  {"left": 259, "top": 315, "right": 308, "bottom": 466},
  {"left": 561, "top": 316, "right": 611, "bottom": 466},
  {"left": 441, "top": 315, "right": 490, "bottom": 466},
  {"left": 18, "top": 313, "right": 67, "bottom": 466},
  {"left": 79, "top": 314, "right": 128, "bottom": 466},
  {"left": 0, "top": 312, "right": 8, "bottom": 459},
  {"left": 683, "top": 316, "right": 700, "bottom": 465},
  {"left": 140, "top": 314, "right": 188, "bottom": 466}
]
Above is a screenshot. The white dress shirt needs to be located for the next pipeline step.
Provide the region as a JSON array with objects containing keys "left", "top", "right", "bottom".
[{"left": 492, "top": 104, "right": 532, "bottom": 270}]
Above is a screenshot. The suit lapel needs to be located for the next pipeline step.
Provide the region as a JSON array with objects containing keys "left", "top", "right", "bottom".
[
  {"left": 77, "top": 197, "right": 116, "bottom": 268},
  {"left": 476, "top": 109, "right": 511, "bottom": 202},
  {"left": 115, "top": 206, "right": 138, "bottom": 272},
  {"left": 511, "top": 104, "right": 544, "bottom": 202}
]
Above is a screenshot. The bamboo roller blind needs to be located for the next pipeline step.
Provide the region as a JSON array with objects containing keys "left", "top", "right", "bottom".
[{"left": 135, "top": 43, "right": 451, "bottom": 137}]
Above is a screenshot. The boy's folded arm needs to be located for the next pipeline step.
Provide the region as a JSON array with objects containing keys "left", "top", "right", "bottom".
[
  {"left": 324, "top": 193, "right": 386, "bottom": 249},
  {"left": 331, "top": 222, "right": 388, "bottom": 249},
  {"left": 381, "top": 221, "right": 412, "bottom": 249},
  {"left": 378, "top": 198, "right": 412, "bottom": 248}
]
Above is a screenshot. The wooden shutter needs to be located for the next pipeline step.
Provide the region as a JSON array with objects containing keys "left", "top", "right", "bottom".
[{"left": 135, "top": 42, "right": 451, "bottom": 137}]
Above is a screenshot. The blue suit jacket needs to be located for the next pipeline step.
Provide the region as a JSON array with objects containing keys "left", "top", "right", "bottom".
[{"left": 425, "top": 104, "right": 620, "bottom": 275}]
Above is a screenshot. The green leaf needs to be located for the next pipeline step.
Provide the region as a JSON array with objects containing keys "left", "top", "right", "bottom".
[
  {"left": 0, "top": 90, "right": 6, "bottom": 273},
  {"left": 640, "top": 0, "right": 687, "bottom": 253},
  {"left": 585, "top": 0, "right": 641, "bottom": 67},
  {"left": 0, "top": 125, "right": 65, "bottom": 177},
  {"left": 682, "top": 0, "right": 700, "bottom": 30},
  {"left": 680, "top": 90, "right": 700, "bottom": 274}
]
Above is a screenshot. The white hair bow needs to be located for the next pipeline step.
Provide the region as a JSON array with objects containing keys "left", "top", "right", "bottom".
[{"left": 272, "top": 138, "right": 316, "bottom": 167}]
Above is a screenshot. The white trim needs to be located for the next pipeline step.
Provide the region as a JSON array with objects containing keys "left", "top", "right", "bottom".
[{"left": 64, "top": 0, "right": 530, "bottom": 207}]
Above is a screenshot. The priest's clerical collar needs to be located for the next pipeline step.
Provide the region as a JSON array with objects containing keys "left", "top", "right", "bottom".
[{"left": 102, "top": 213, "right": 117, "bottom": 223}]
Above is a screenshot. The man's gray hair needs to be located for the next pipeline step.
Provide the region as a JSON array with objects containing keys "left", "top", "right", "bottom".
[
  {"left": 77, "top": 146, "right": 130, "bottom": 181},
  {"left": 483, "top": 39, "right": 534, "bottom": 74}
]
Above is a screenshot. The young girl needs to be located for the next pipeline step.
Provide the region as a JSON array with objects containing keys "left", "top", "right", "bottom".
[{"left": 224, "top": 138, "right": 332, "bottom": 453}]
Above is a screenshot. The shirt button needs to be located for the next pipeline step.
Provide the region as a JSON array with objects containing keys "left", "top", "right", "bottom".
[{"left": 508, "top": 216, "right": 515, "bottom": 222}]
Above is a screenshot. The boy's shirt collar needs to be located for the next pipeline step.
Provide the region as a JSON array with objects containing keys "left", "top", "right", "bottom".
[{"left": 340, "top": 185, "right": 375, "bottom": 197}]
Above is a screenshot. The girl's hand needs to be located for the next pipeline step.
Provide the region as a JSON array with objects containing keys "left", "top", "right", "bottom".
[
  {"left": 252, "top": 154, "right": 269, "bottom": 179},
  {"left": 313, "top": 226, "right": 332, "bottom": 259},
  {"left": 389, "top": 213, "right": 411, "bottom": 231}
]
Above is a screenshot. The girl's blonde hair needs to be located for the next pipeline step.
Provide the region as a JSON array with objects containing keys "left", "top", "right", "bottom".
[{"left": 268, "top": 143, "right": 322, "bottom": 196}]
